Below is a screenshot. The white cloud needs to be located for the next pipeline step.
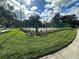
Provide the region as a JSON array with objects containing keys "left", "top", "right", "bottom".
[
  {"left": 22, "top": 0, "right": 31, "bottom": 6},
  {"left": 62, "top": 7, "right": 79, "bottom": 16},
  {"left": 40, "top": 9, "right": 53, "bottom": 23},
  {"left": 61, "top": 6, "right": 79, "bottom": 20},
  {"left": 21, "top": 4, "right": 27, "bottom": 10},
  {"left": 18, "top": 8, "right": 40, "bottom": 20},
  {"left": 7, "top": 0, "right": 32, "bottom": 20},
  {"left": 7, "top": 0, "right": 79, "bottom": 21},
  {"left": 45, "top": 0, "right": 52, "bottom": 2},
  {"left": 75, "top": 3, "right": 79, "bottom": 6},
  {"left": 40, "top": 9, "right": 53, "bottom": 17},
  {"left": 53, "top": 6, "right": 61, "bottom": 13},
  {"left": 45, "top": 0, "right": 79, "bottom": 16},
  {"left": 31, "top": 6, "right": 38, "bottom": 11},
  {"left": 45, "top": 0, "right": 71, "bottom": 16},
  {"left": 70, "top": 7, "right": 79, "bottom": 16},
  {"left": 8, "top": 0, "right": 40, "bottom": 20},
  {"left": 44, "top": 3, "right": 52, "bottom": 9},
  {"left": 46, "top": 0, "right": 71, "bottom": 7},
  {"left": 8, "top": 0, "right": 20, "bottom": 10}
]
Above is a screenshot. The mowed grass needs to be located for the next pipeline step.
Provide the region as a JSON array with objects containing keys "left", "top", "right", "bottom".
[{"left": 0, "top": 28, "right": 76, "bottom": 59}]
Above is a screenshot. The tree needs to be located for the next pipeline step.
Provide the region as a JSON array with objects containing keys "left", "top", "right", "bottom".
[
  {"left": 51, "top": 13, "right": 62, "bottom": 27},
  {"left": 0, "top": 0, "right": 7, "bottom": 7},
  {"left": 0, "top": 3, "right": 17, "bottom": 28},
  {"left": 29, "top": 14, "right": 42, "bottom": 36},
  {"left": 61, "top": 14, "right": 78, "bottom": 28}
]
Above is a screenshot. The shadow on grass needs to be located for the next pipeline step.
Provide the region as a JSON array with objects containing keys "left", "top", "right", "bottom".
[
  {"left": 0, "top": 31, "right": 19, "bottom": 49},
  {"left": 36, "top": 29, "right": 77, "bottom": 59}
]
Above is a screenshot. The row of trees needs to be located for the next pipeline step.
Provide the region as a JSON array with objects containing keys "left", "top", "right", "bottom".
[
  {"left": 12, "top": 13, "right": 79, "bottom": 28},
  {"left": 51, "top": 13, "right": 78, "bottom": 28}
]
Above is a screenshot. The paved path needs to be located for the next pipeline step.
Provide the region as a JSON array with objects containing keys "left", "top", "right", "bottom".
[
  {"left": 0, "top": 29, "right": 9, "bottom": 33},
  {"left": 39, "top": 29, "right": 79, "bottom": 59}
]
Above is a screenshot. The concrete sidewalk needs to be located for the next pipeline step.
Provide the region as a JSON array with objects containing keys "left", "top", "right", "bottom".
[{"left": 39, "top": 29, "right": 79, "bottom": 59}]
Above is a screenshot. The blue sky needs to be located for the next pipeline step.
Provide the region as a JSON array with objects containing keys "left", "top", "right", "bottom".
[
  {"left": 8, "top": 0, "right": 79, "bottom": 22},
  {"left": 29, "top": 0, "right": 47, "bottom": 12}
]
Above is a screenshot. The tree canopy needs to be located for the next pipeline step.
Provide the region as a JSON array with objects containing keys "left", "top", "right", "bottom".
[
  {"left": 51, "top": 13, "right": 78, "bottom": 28},
  {"left": 0, "top": 3, "right": 17, "bottom": 28}
]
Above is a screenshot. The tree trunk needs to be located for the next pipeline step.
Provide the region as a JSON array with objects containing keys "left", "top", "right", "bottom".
[{"left": 35, "top": 27, "right": 38, "bottom": 36}]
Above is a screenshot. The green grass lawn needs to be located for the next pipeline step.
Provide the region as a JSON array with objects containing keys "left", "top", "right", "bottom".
[{"left": 0, "top": 28, "right": 76, "bottom": 59}]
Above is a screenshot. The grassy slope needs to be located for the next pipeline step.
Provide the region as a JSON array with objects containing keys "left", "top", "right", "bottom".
[
  {"left": 0, "top": 29, "right": 20, "bottom": 44},
  {"left": 0, "top": 28, "right": 76, "bottom": 59}
]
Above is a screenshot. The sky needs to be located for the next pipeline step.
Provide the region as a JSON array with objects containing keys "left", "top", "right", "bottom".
[{"left": 7, "top": 0, "right": 79, "bottom": 22}]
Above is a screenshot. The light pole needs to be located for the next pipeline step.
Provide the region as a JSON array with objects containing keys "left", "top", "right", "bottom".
[
  {"left": 45, "top": 18, "right": 47, "bottom": 33},
  {"left": 20, "top": 0, "right": 22, "bottom": 21}
]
